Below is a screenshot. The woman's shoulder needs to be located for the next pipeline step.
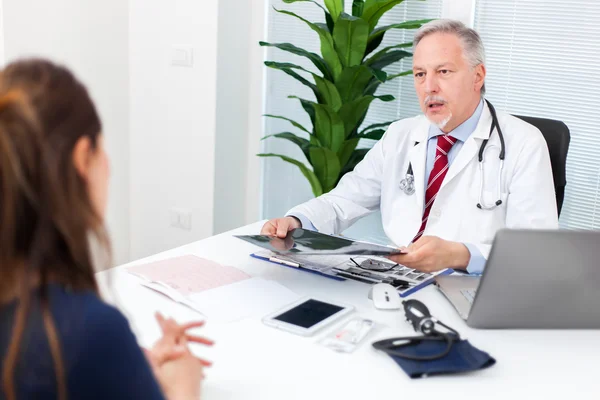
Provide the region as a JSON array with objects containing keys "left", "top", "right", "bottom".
[
  {"left": 47, "top": 284, "right": 134, "bottom": 346},
  {"left": 48, "top": 284, "right": 128, "bottom": 328},
  {"left": 48, "top": 285, "right": 165, "bottom": 399}
]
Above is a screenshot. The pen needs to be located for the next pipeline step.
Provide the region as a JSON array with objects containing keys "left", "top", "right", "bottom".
[{"left": 269, "top": 256, "right": 300, "bottom": 268}]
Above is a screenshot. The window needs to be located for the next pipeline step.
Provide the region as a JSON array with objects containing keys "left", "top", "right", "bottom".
[
  {"left": 262, "top": 0, "right": 442, "bottom": 220},
  {"left": 474, "top": 0, "right": 600, "bottom": 229}
]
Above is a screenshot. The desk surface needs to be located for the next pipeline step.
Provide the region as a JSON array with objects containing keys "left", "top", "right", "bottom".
[{"left": 96, "top": 222, "right": 599, "bottom": 399}]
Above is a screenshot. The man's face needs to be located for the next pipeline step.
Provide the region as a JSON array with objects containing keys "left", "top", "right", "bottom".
[{"left": 412, "top": 32, "right": 485, "bottom": 132}]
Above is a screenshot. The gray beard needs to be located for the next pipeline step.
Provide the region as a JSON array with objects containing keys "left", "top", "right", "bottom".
[{"left": 428, "top": 113, "right": 453, "bottom": 131}]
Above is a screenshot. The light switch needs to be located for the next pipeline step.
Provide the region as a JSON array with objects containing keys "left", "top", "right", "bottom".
[{"left": 171, "top": 46, "right": 194, "bottom": 67}]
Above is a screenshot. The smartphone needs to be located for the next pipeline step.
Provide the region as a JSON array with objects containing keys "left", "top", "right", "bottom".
[{"left": 262, "top": 297, "right": 354, "bottom": 336}]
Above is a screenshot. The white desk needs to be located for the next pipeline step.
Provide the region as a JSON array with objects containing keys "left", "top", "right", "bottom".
[{"left": 96, "top": 222, "right": 599, "bottom": 399}]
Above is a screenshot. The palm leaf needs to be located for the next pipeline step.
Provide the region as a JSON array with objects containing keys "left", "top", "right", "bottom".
[
  {"left": 257, "top": 153, "right": 323, "bottom": 197},
  {"left": 324, "top": 0, "right": 344, "bottom": 22},
  {"left": 385, "top": 70, "right": 413, "bottom": 80},
  {"left": 338, "top": 96, "right": 376, "bottom": 137},
  {"left": 333, "top": 13, "right": 370, "bottom": 67},
  {"left": 359, "top": 119, "right": 397, "bottom": 134},
  {"left": 263, "top": 114, "right": 311, "bottom": 134},
  {"left": 264, "top": 61, "right": 318, "bottom": 96},
  {"left": 364, "top": 41, "right": 412, "bottom": 64},
  {"left": 340, "top": 148, "right": 370, "bottom": 177},
  {"left": 367, "top": 18, "right": 433, "bottom": 51},
  {"left": 362, "top": 0, "right": 405, "bottom": 32},
  {"left": 260, "top": 41, "right": 333, "bottom": 81},
  {"left": 335, "top": 65, "right": 382, "bottom": 102},
  {"left": 337, "top": 138, "right": 360, "bottom": 168},
  {"left": 314, "top": 76, "right": 343, "bottom": 111},
  {"left": 357, "top": 129, "right": 385, "bottom": 140},
  {"left": 275, "top": 8, "right": 343, "bottom": 80},
  {"left": 365, "top": 50, "right": 411, "bottom": 70},
  {"left": 309, "top": 147, "right": 341, "bottom": 193},
  {"left": 313, "top": 104, "right": 345, "bottom": 152},
  {"left": 339, "top": 95, "right": 394, "bottom": 138},
  {"left": 262, "top": 132, "right": 312, "bottom": 159},
  {"left": 283, "top": 0, "right": 327, "bottom": 12},
  {"left": 352, "top": 0, "right": 365, "bottom": 16},
  {"left": 364, "top": 69, "right": 411, "bottom": 94},
  {"left": 288, "top": 96, "right": 316, "bottom": 127}
]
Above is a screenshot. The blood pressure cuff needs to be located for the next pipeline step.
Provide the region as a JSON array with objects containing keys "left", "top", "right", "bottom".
[{"left": 382, "top": 339, "right": 496, "bottom": 379}]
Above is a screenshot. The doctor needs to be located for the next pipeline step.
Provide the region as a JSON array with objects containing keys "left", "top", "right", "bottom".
[{"left": 261, "top": 19, "right": 558, "bottom": 274}]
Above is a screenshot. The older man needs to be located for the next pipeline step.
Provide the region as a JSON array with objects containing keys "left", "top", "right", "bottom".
[{"left": 261, "top": 19, "right": 558, "bottom": 274}]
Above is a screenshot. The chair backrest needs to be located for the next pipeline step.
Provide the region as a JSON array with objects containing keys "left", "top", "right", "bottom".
[{"left": 513, "top": 115, "right": 571, "bottom": 217}]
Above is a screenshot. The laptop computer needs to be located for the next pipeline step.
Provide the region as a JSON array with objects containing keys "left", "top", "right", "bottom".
[{"left": 434, "top": 229, "right": 600, "bottom": 329}]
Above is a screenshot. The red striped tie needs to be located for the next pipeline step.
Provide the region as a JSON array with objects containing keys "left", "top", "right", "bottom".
[{"left": 413, "top": 134, "right": 457, "bottom": 242}]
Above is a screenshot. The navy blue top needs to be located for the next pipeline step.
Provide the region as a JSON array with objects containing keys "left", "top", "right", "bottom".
[{"left": 0, "top": 284, "right": 165, "bottom": 399}]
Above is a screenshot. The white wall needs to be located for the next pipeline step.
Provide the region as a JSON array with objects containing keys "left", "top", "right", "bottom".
[
  {"left": 243, "top": 2, "right": 268, "bottom": 228},
  {"left": 129, "top": 0, "right": 265, "bottom": 259},
  {"left": 213, "top": 0, "right": 266, "bottom": 234},
  {"left": 129, "top": 0, "right": 220, "bottom": 259},
  {"left": 0, "top": 0, "right": 268, "bottom": 263},
  {"left": 1, "top": 0, "right": 130, "bottom": 267}
]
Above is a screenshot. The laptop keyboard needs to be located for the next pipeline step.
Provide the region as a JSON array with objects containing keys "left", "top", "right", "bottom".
[{"left": 461, "top": 289, "right": 477, "bottom": 304}]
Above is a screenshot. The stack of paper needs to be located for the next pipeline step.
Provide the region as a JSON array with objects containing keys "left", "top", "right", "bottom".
[{"left": 127, "top": 255, "right": 299, "bottom": 323}]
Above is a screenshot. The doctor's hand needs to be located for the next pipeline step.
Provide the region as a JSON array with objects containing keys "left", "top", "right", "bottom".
[
  {"left": 387, "top": 236, "right": 470, "bottom": 273},
  {"left": 261, "top": 216, "right": 301, "bottom": 238}
]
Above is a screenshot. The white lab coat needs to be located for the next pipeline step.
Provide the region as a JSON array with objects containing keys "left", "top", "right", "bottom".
[{"left": 288, "top": 102, "right": 559, "bottom": 260}]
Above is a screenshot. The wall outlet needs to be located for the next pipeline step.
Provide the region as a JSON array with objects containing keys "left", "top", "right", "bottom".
[{"left": 170, "top": 208, "right": 192, "bottom": 231}]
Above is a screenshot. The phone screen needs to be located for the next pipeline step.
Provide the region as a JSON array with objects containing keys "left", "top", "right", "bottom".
[{"left": 273, "top": 299, "right": 344, "bottom": 329}]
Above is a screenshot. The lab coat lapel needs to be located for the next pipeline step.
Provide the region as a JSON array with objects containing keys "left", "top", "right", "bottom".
[
  {"left": 407, "top": 121, "right": 429, "bottom": 212},
  {"left": 440, "top": 103, "right": 494, "bottom": 190}
]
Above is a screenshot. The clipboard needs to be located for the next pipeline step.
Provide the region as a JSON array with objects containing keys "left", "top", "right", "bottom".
[
  {"left": 250, "top": 251, "right": 454, "bottom": 296},
  {"left": 397, "top": 268, "right": 453, "bottom": 297},
  {"left": 330, "top": 262, "right": 453, "bottom": 297},
  {"left": 250, "top": 252, "right": 346, "bottom": 281}
]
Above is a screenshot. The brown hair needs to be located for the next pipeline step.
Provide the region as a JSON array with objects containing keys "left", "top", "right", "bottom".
[{"left": 0, "top": 59, "right": 109, "bottom": 400}]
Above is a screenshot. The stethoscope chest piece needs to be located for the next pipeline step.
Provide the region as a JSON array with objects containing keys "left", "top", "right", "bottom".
[{"left": 399, "top": 173, "right": 416, "bottom": 195}]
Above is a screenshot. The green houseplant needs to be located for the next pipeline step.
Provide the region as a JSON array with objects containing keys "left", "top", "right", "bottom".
[{"left": 259, "top": 0, "right": 431, "bottom": 197}]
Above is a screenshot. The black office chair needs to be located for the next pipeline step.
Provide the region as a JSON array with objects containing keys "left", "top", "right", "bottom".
[{"left": 513, "top": 115, "right": 571, "bottom": 217}]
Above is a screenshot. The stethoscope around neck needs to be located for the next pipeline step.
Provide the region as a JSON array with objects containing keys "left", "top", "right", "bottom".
[{"left": 399, "top": 99, "right": 506, "bottom": 210}]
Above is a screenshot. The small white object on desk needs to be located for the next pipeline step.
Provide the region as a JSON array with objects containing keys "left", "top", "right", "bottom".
[
  {"left": 319, "top": 317, "right": 376, "bottom": 353},
  {"left": 369, "top": 283, "right": 402, "bottom": 310}
]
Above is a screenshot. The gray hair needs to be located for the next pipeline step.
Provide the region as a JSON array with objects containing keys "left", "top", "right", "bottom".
[{"left": 413, "top": 19, "right": 486, "bottom": 95}]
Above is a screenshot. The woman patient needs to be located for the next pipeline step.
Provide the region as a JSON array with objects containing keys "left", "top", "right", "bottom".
[{"left": 0, "top": 59, "right": 210, "bottom": 399}]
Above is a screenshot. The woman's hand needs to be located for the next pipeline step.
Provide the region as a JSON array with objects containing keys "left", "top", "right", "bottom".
[
  {"left": 152, "top": 313, "right": 214, "bottom": 367},
  {"left": 144, "top": 313, "right": 214, "bottom": 400},
  {"left": 154, "top": 337, "right": 206, "bottom": 400}
]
